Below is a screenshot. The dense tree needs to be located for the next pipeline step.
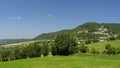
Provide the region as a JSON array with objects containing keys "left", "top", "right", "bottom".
[
  {"left": 1, "top": 48, "right": 15, "bottom": 61},
  {"left": 21, "top": 42, "right": 42, "bottom": 58},
  {"left": 52, "top": 33, "right": 78, "bottom": 55},
  {"left": 41, "top": 42, "right": 49, "bottom": 56},
  {"left": 0, "top": 41, "right": 43, "bottom": 61},
  {"left": 31, "top": 42, "right": 42, "bottom": 57},
  {"left": 51, "top": 45, "right": 58, "bottom": 55},
  {"left": 0, "top": 41, "right": 55, "bottom": 61},
  {"left": 14, "top": 47, "right": 23, "bottom": 59}
]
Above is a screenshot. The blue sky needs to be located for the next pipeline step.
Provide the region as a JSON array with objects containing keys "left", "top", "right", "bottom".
[{"left": 0, "top": 0, "right": 120, "bottom": 39}]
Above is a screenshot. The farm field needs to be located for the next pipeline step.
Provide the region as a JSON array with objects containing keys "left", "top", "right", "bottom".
[{"left": 0, "top": 54, "right": 120, "bottom": 68}]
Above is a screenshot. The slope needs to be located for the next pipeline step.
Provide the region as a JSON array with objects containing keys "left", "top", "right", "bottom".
[
  {"left": 34, "top": 22, "right": 120, "bottom": 40},
  {"left": 86, "top": 40, "right": 120, "bottom": 53}
]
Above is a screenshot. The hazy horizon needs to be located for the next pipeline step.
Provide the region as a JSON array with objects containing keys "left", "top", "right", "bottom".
[{"left": 0, "top": 0, "right": 120, "bottom": 39}]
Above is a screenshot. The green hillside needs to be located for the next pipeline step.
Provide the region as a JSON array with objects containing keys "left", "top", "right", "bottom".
[
  {"left": 102, "top": 23, "right": 120, "bottom": 34},
  {"left": 86, "top": 40, "right": 120, "bottom": 53},
  {"left": 73, "top": 22, "right": 101, "bottom": 33},
  {"left": 34, "top": 22, "right": 120, "bottom": 40},
  {"left": 34, "top": 30, "right": 72, "bottom": 40}
]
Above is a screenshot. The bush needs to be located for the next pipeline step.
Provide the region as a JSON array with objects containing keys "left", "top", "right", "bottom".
[
  {"left": 85, "top": 40, "right": 91, "bottom": 44},
  {"left": 104, "top": 44, "right": 116, "bottom": 55},
  {"left": 0, "top": 57, "right": 2, "bottom": 62},
  {"left": 116, "top": 34, "right": 120, "bottom": 40},
  {"left": 108, "top": 37, "right": 116, "bottom": 41},
  {"left": 116, "top": 47, "right": 120, "bottom": 54},
  {"left": 90, "top": 48, "right": 100, "bottom": 54},
  {"left": 105, "top": 44, "right": 111, "bottom": 50},
  {"left": 79, "top": 44, "right": 88, "bottom": 53}
]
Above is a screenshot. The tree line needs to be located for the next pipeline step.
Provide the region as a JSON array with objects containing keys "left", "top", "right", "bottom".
[
  {"left": 0, "top": 33, "right": 120, "bottom": 61},
  {"left": 0, "top": 33, "right": 78, "bottom": 61},
  {"left": 0, "top": 41, "right": 50, "bottom": 61}
]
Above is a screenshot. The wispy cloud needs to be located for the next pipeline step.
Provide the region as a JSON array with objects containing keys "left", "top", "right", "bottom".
[
  {"left": 48, "top": 14, "right": 52, "bottom": 17},
  {"left": 8, "top": 16, "right": 22, "bottom": 20}
]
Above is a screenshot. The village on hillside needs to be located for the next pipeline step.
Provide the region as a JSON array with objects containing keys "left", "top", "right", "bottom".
[{"left": 77, "top": 25, "right": 118, "bottom": 44}]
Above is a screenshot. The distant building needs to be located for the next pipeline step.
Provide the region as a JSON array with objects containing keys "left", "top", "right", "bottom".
[
  {"left": 78, "top": 40, "right": 86, "bottom": 44},
  {"left": 93, "top": 25, "right": 108, "bottom": 35},
  {"left": 77, "top": 25, "right": 116, "bottom": 43},
  {"left": 77, "top": 28, "right": 89, "bottom": 33},
  {"left": 98, "top": 37, "right": 107, "bottom": 42},
  {"left": 99, "top": 25, "right": 108, "bottom": 32}
]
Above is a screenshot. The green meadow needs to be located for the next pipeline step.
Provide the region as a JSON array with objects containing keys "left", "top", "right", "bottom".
[
  {"left": 87, "top": 40, "right": 120, "bottom": 53},
  {"left": 0, "top": 54, "right": 120, "bottom": 68}
]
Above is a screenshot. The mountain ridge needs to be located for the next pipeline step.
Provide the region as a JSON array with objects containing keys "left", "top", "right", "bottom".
[
  {"left": 34, "top": 22, "right": 120, "bottom": 40},
  {"left": 0, "top": 39, "right": 31, "bottom": 45}
]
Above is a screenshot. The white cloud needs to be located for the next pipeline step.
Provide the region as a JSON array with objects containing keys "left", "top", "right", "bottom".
[
  {"left": 17, "top": 16, "right": 22, "bottom": 20},
  {"left": 8, "top": 16, "right": 22, "bottom": 20}
]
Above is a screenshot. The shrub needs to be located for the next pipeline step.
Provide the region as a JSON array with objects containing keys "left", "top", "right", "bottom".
[
  {"left": 105, "top": 44, "right": 111, "bottom": 50},
  {"left": 116, "top": 47, "right": 120, "bottom": 54},
  {"left": 0, "top": 57, "right": 2, "bottom": 61},
  {"left": 90, "top": 48, "right": 100, "bottom": 54},
  {"left": 116, "top": 34, "right": 120, "bottom": 40},
  {"left": 108, "top": 37, "right": 116, "bottom": 41},
  {"left": 79, "top": 44, "right": 88, "bottom": 53},
  {"left": 104, "top": 44, "right": 116, "bottom": 55},
  {"left": 85, "top": 40, "right": 91, "bottom": 44}
]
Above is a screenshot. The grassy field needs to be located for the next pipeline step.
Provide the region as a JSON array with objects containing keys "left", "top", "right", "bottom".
[
  {"left": 86, "top": 40, "right": 120, "bottom": 53},
  {"left": 0, "top": 54, "right": 120, "bottom": 68}
]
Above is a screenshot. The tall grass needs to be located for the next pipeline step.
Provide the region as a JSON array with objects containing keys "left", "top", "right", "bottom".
[{"left": 0, "top": 54, "right": 120, "bottom": 68}]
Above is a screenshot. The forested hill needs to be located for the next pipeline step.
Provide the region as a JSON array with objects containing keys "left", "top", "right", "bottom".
[
  {"left": 34, "top": 30, "right": 72, "bottom": 40},
  {"left": 102, "top": 23, "right": 120, "bottom": 34},
  {"left": 34, "top": 22, "right": 120, "bottom": 40}
]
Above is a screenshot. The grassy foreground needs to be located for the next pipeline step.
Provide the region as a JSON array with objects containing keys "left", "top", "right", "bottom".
[{"left": 0, "top": 54, "right": 120, "bottom": 68}]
